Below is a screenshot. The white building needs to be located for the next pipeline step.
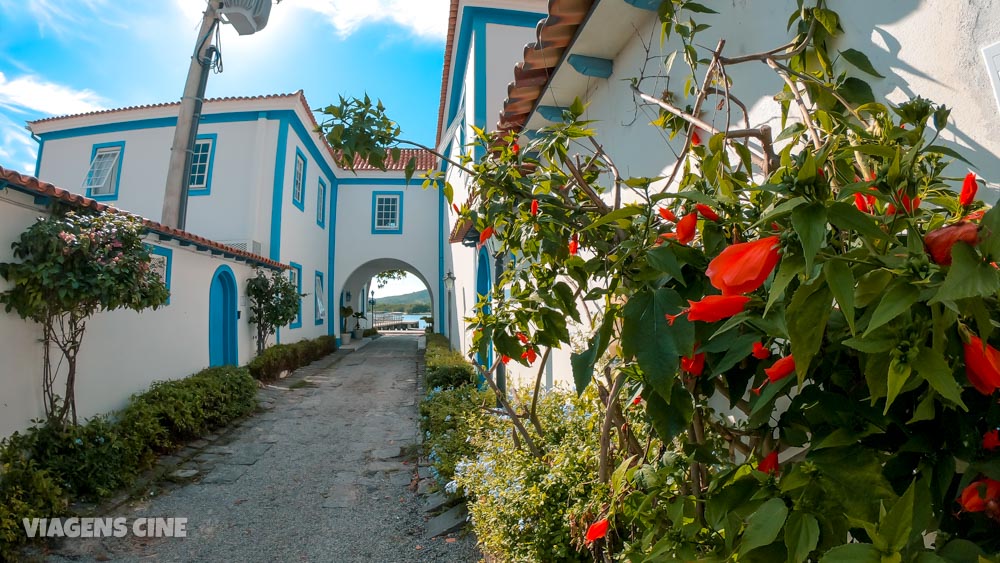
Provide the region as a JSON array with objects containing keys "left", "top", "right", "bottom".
[{"left": 435, "top": 0, "right": 1000, "bottom": 389}]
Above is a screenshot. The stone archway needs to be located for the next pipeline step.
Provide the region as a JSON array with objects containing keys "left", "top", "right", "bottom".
[{"left": 336, "top": 258, "right": 436, "bottom": 340}]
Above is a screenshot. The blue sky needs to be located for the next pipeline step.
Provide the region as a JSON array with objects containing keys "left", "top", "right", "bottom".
[
  {"left": 0, "top": 0, "right": 447, "bottom": 297},
  {"left": 0, "top": 0, "right": 448, "bottom": 175}
]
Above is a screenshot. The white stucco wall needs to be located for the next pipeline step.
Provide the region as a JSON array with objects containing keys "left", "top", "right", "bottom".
[{"left": 0, "top": 187, "right": 265, "bottom": 437}]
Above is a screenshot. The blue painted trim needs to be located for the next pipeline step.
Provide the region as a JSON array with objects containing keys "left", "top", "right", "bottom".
[
  {"left": 445, "top": 7, "right": 545, "bottom": 138},
  {"left": 314, "top": 270, "right": 325, "bottom": 326},
  {"left": 85, "top": 140, "right": 125, "bottom": 201},
  {"left": 438, "top": 147, "right": 449, "bottom": 338},
  {"left": 336, "top": 177, "right": 414, "bottom": 186},
  {"left": 208, "top": 264, "right": 239, "bottom": 367},
  {"left": 187, "top": 133, "right": 217, "bottom": 197},
  {"left": 37, "top": 111, "right": 266, "bottom": 141},
  {"left": 328, "top": 177, "right": 338, "bottom": 337},
  {"left": 567, "top": 54, "right": 613, "bottom": 78},
  {"left": 316, "top": 177, "right": 327, "bottom": 228},
  {"left": 476, "top": 246, "right": 493, "bottom": 372},
  {"left": 269, "top": 119, "right": 289, "bottom": 262},
  {"left": 370, "top": 190, "right": 404, "bottom": 235},
  {"left": 623, "top": 0, "right": 661, "bottom": 10},
  {"left": 148, "top": 244, "right": 173, "bottom": 305},
  {"left": 537, "top": 105, "right": 568, "bottom": 122},
  {"left": 292, "top": 147, "right": 307, "bottom": 212},
  {"left": 289, "top": 261, "right": 303, "bottom": 329},
  {"left": 34, "top": 138, "right": 44, "bottom": 177},
  {"left": 285, "top": 113, "right": 338, "bottom": 186},
  {"left": 473, "top": 17, "right": 488, "bottom": 161}
]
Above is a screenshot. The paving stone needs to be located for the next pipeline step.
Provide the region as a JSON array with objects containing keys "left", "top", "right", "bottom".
[
  {"left": 416, "top": 478, "right": 436, "bottom": 495},
  {"left": 322, "top": 484, "right": 360, "bottom": 508},
  {"left": 200, "top": 465, "right": 249, "bottom": 484},
  {"left": 202, "top": 433, "right": 221, "bottom": 442},
  {"left": 425, "top": 504, "right": 468, "bottom": 538},
  {"left": 189, "top": 439, "right": 210, "bottom": 449},
  {"left": 391, "top": 471, "right": 414, "bottom": 487},
  {"left": 417, "top": 466, "right": 433, "bottom": 480},
  {"left": 367, "top": 460, "right": 405, "bottom": 473},
  {"left": 423, "top": 492, "right": 450, "bottom": 513},
  {"left": 168, "top": 469, "right": 199, "bottom": 481},
  {"left": 371, "top": 446, "right": 402, "bottom": 460}
]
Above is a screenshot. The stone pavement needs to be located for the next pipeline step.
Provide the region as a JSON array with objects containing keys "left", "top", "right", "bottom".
[{"left": 40, "top": 335, "right": 479, "bottom": 562}]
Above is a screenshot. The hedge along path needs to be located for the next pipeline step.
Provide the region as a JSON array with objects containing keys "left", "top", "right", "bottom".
[{"left": 40, "top": 334, "right": 478, "bottom": 562}]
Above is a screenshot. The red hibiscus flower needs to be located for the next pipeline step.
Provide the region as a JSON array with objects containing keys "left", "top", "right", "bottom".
[
  {"left": 765, "top": 355, "right": 796, "bottom": 383},
  {"left": 924, "top": 222, "right": 978, "bottom": 265},
  {"left": 705, "top": 236, "right": 781, "bottom": 295},
  {"left": 983, "top": 429, "right": 1000, "bottom": 451},
  {"left": 500, "top": 355, "right": 511, "bottom": 365},
  {"left": 965, "top": 209, "right": 986, "bottom": 222},
  {"left": 511, "top": 143, "right": 520, "bottom": 155},
  {"left": 691, "top": 130, "right": 702, "bottom": 146},
  {"left": 453, "top": 203, "right": 461, "bottom": 214},
  {"left": 854, "top": 189, "right": 877, "bottom": 213},
  {"left": 632, "top": 396, "right": 642, "bottom": 406},
  {"left": 516, "top": 332, "right": 529, "bottom": 344},
  {"left": 960, "top": 172, "right": 978, "bottom": 207},
  {"left": 479, "top": 226, "right": 494, "bottom": 244},
  {"left": 658, "top": 207, "right": 677, "bottom": 222},
  {"left": 695, "top": 204, "right": 720, "bottom": 221},
  {"left": 964, "top": 333, "right": 1000, "bottom": 395},
  {"left": 521, "top": 347, "right": 538, "bottom": 364},
  {"left": 958, "top": 478, "right": 1000, "bottom": 513},
  {"left": 757, "top": 450, "right": 779, "bottom": 475},
  {"left": 666, "top": 295, "right": 750, "bottom": 325},
  {"left": 887, "top": 191, "right": 920, "bottom": 215},
  {"left": 752, "top": 341, "right": 771, "bottom": 360},
  {"left": 681, "top": 352, "right": 706, "bottom": 376},
  {"left": 569, "top": 233, "right": 579, "bottom": 255},
  {"left": 531, "top": 199, "right": 539, "bottom": 217},
  {"left": 585, "top": 518, "right": 609, "bottom": 543},
  {"left": 673, "top": 213, "right": 697, "bottom": 245}
]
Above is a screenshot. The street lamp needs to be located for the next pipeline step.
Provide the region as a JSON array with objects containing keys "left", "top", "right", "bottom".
[
  {"left": 443, "top": 271, "right": 456, "bottom": 338},
  {"left": 369, "top": 291, "right": 376, "bottom": 329},
  {"left": 443, "top": 271, "right": 456, "bottom": 290}
]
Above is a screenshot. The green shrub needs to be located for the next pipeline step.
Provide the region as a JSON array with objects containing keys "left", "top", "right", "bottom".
[
  {"left": 247, "top": 336, "right": 337, "bottom": 381},
  {"left": 0, "top": 458, "right": 66, "bottom": 560},
  {"left": 424, "top": 334, "right": 474, "bottom": 389},
  {"left": 455, "top": 389, "right": 604, "bottom": 562},
  {"left": 419, "top": 385, "right": 493, "bottom": 486}
]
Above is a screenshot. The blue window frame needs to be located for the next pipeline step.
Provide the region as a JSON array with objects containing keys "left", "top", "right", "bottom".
[
  {"left": 83, "top": 141, "right": 125, "bottom": 201},
  {"left": 371, "top": 190, "right": 404, "bottom": 234},
  {"left": 315, "top": 271, "right": 325, "bottom": 325},
  {"left": 317, "top": 178, "right": 327, "bottom": 228},
  {"left": 289, "top": 262, "right": 302, "bottom": 328},
  {"left": 292, "top": 148, "right": 306, "bottom": 211},
  {"left": 187, "top": 133, "right": 217, "bottom": 196},
  {"left": 147, "top": 245, "right": 173, "bottom": 305}
]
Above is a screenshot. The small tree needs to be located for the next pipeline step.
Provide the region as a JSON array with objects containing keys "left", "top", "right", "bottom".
[
  {"left": 0, "top": 210, "right": 169, "bottom": 425},
  {"left": 246, "top": 268, "right": 300, "bottom": 355}
]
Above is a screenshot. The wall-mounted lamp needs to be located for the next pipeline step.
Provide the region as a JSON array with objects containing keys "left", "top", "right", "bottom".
[
  {"left": 443, "top": 271, "right": 456, "bottom": 291},
  {"left": 346, "top": 291, "right": 352, "bottom": 302}
]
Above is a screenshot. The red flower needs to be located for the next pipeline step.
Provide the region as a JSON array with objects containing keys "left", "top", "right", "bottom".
[
  {"left": 511, "top": 143, "right": 520, "bottom": 155},
  {"left": 531, "top": 199, "right": 539, "bottom": 217},
  {"left": 752, "top": 341, "right": 771, "bottom": 360},
  {"left": 681, "top": 352, "right": 706, "bottom": 376},
  {"left": 453, "top": 203, "right": 460, "bottom": 214},
  {"left": 705, "top": 236, "right": 781, "bottom": 295},
  {"left": 585, "top": 518, "right": 609, "bottom": 543},
  {"left": 521, "top": 347, "right": 538, "bottom": 364},
  {"left": 695, "top": 204, "right": 720, "bottom": 221},
  {"left": 964, "top": 334, "right": 1000, "bottom": 395},
  {"left": 965, "top": 209, "right": 986, "bottom": 222},
  {"left": 924, "top": 222, "right": 978, "bottom": 265},
  {"left": 516, "top": 332, "right": 529, "bottom": 344},
  {"left": 658, "top": 207, "right": 677, "bottom": 222},
  {"left": 632, "top": 396, "right": 642, "bottom": 405},
  {"left": 569, "top": 233, "right": 579, "bottom": 255},
  {"left": 983, "top": 429, "right": 1000, "bottom": 451},
  {"left": 673, "top": 213, "right": 697, "bottom": 245},
  {"left": 501, "top": 355, "right": 511, "bottom": 365},
  {"left": 765, "top": 355, "right": 796, "bottom": 383},
  {"left": 960, "top": 173, "right": 978, "bottom": 207},
  {"left": 666, "top": 295, "right": 750, "bottom": 325},
  {"left": 757, "top": 451, "right": 779, "bottom": 475},
  {"left": 958, "top": 478, "right": 1000, "bottom": 513},
  {"left": 887, "top": 191, "right": 920, "bottom": 215},
  {"left": 479, "top": 226, "right": 494, "bottom": 244},
  {"left": 691, "top": 130, "right": 701, "bottom": 147},
  {"left": 854, "top": 190, "right": 877, "bottom": 213}
]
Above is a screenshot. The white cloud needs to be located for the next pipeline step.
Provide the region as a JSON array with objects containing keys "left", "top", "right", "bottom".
[
  {"left": 291, "top": 0, "right": 449, "bottom": 40},
  {"left": 0, "top": 0, "right": 113, "bottom": 39},
  {"left": 0, "top": 72, "right": 106, "bottom": 117},
  {"left": 0, "top": 112, "right": 38, "bottom": 175}
]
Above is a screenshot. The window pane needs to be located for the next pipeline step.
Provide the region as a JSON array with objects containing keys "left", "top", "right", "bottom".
[
  {"left": 293, "top": 154, "right": 305, "bottom": 202},
  {"left": 375, "top": 195, "right": 399, "bottom": 229},
  {"left": 317, "top": 183, "right": 326, "bottom": 224},
  {"left": 188, "top": 139, "right": 212, "bottom": 189},
  {"left": 84, "top": 147, "right": 121, "bottom": 195}
]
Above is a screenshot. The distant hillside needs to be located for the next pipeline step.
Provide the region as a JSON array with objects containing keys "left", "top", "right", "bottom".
[{"left": 376, "top": 290, "right": 431, "bottom": 313}]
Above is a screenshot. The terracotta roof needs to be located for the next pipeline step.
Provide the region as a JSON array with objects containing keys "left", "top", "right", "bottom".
[
  {"left": 497, "top": 0, "right": 595, "bottom": 133},
  {"left": 435, "top": 0, "right": 462, "bottom": 147},
  {"left": 349, "top": 148, "right": 439, "bottom": 172},
  {"left": 449, "top": 217, "right": 474, "bottom": 244},
  {"left": 0, "top": 166, "right": 287, "bottom": 270},
  {"left": 28, "top": 92, "right": 304, "bottom": 125}
]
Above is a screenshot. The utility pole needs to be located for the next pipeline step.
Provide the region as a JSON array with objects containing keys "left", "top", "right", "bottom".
[{"left": 162, "top": 0, "right": 221, "bottom": 229}]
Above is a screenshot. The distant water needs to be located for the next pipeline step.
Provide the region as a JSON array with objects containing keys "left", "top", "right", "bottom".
[{"left": 376, "top": 313, "right": 429, "bottom": 329}]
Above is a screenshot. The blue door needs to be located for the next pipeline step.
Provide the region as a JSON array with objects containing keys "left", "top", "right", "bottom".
[
  {"left": 209, "top": 265, "right": 238, "bottom": 366},
  {"left": 476, "top": 247, "right": 493, "bottom": 370}
]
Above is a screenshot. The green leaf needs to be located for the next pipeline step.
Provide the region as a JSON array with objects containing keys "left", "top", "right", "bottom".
[
  {"left": 827, "top": 201, "right": 893, "bottom": 243},
  {"left": 645, "top": 383, "right": 693, "bottom": 442},
  {"left": 840, "top": 49, "right": 884, "bottom": 78},
  {"left": 740, "top": 497, "right": 788, "bottom": 556},
  {"left": 570, "top": 315, "right": 615, "bottom": 395},
  {"left": 864, "top": 281, "right": 919, "bottom": 336},
  {"left": 682, "top": 2, "right": 718, "bottom": 14},
  {"left": 646, "top": 245, "right": 685, "bottom": 282},
  {"left": 811, "top": 7, "right": 840, "bottom": 34},
  {"left": 930, "top": 243, "right": 1000, "bottom": 304},
  {"left": 977, "top": 204, "right": 1000, "bottom": 260},
  {"left": 819, "top": 544, "right": 881, "bottom": 563},
  {"left": 842, "top": 334, "right": 895, "bottom": 353},
  {"left": 622, "top": 289, "right": 690, "bottom": 399},
  {"left": 824, "top": 260, "right": 856, "bottom": 335},
  {"left": 878, "top": 479, "right": 916, "bottom": 554},
  {"left": 766, "top": 254, "right": 804, "bottom": 315},
  {"left": 885, "top": 357, "right": 913, "bottom": 414},
  {"left": 784, "top": 511, "right": 820, "bottom": 563},
  {"left": 787, "top": 275, "right": 833, "bottom": 379},
  {"left": 791, "top": 202, "right": 827, "bottom": 272},
  {"left": 775, "top": 122, "right": 806, "bottom": 143},
  {"left": 581, "top": 205, "right": 644, "bottom": 232},
  {"left": 924, "top": 144, "right": 974, "bottom": 166},
  {"left": 855, "top": 269, "right": 893, "bottom": 308},
  {"left": 914, "top": 347, "right": 967, "bottom": 409},
  {"left": 403, "top": 156, "right": 416, "bottom": 183}
]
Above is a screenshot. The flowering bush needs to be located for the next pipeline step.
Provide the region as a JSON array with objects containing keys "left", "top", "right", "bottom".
[{"left": 418, "top": 384, "right": 492, "bottom": 487}]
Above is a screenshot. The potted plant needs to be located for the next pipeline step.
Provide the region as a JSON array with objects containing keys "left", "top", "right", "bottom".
[
  {"left": 351, "top": 311, "right": 367, "bottom": 340},
  {"left": 339, "top": 306, "right": 354, "bottom": 344}
]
